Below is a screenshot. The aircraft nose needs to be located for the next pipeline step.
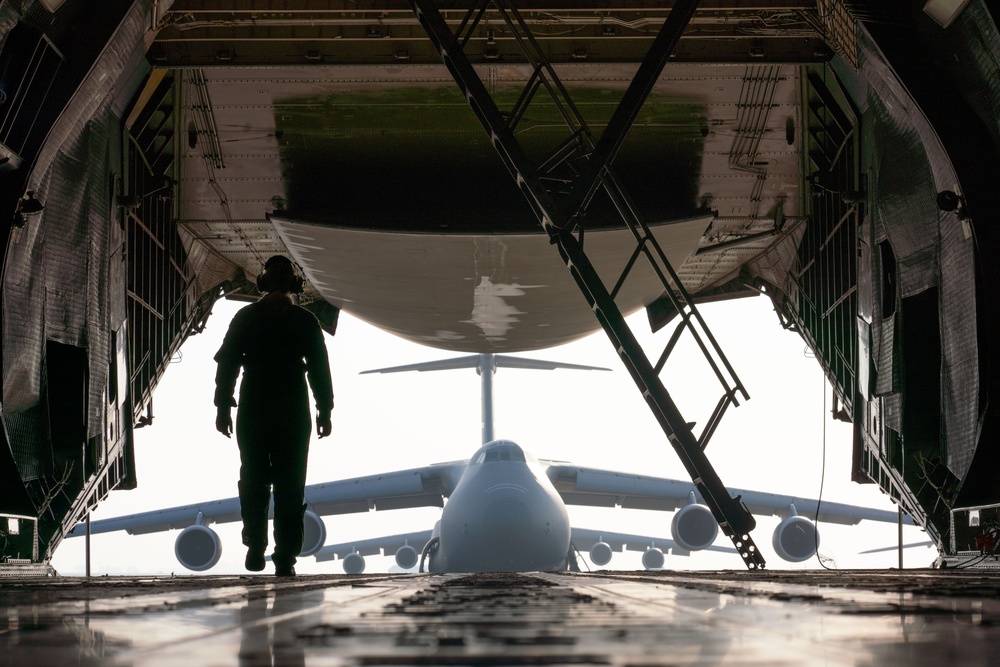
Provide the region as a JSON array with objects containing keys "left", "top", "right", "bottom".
[{"left": 484, "top": 496, "right": 532, "bottom": 541}]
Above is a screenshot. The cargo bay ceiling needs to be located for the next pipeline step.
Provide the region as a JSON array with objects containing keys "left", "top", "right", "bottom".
[
  {"left": 1, "top": 0, "right": 998, "bottom": 569},
  {"left": 160, "top": 2, "right": 831, "bottom": 353}
]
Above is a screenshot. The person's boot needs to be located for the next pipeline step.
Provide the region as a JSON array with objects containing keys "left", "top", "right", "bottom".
[
  {"left": 272, "top": 502, "right": 305, "bottom": 577},
  {"left": 238, "top": 480, "right": 270, "bottom": 572},
  {"left": 274, "top": 565, "right": 295, "bottom": 577},
  {"left": 244, "top": 536, "right": 266, "bottom": 572},
  {"left": 272, "top": 547, "right": 297, "bottom": 576},
  {"left": 245, "top": 549, "right": 266, "bottom": 572}
]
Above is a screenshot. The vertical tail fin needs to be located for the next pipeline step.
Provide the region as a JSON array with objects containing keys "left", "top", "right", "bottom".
[{"left": 361, "top": 353, "right": 610, "bottom": 444}]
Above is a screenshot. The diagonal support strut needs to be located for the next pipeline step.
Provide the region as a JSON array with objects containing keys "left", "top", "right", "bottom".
[{"left": 409, "top": 0, "right": 765, "bottom": 569}]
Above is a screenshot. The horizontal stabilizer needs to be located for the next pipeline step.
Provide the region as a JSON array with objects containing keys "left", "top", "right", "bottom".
[
  {"left": 493, "top": 354, "right": 611, "bottom": 372},
  {"left": 362, "top": 352, "right": 611, "bottom": 375},
  {"left": 361, "top": 355, "right": 482, "bottom": 375}
]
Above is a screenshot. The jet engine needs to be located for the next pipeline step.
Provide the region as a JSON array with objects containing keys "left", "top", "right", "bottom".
[
  {"left": 299, "top": 510, "right": 327, "bottom": 557},
  {"left": 343, "top": 551, "right": 366, "bottom": 574},
  {"left": 772, "top": 515, "right": 819, "bottom": 562},
  {"left": 589, "top": 541, "right": 613, "bottom": 567},
  {"left": 671, "top": 502, "right": 719, "bottom": 551},
  {"left": 641, "top": 546, "right": 665, "bottom": 570},
  {"left": 394, "top": 545, "right": 419, "bottom": 570},
  {"left": 174, "top": 524, "right": 222, "bottom": 572}
]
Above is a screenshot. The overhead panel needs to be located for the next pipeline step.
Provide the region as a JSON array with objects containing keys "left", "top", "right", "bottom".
[
  {"left": 173, "top": 59, "right": 803, "bottom": 346},
  {"left": 149, "top": 1, "right": 829, "bottom": 67}
]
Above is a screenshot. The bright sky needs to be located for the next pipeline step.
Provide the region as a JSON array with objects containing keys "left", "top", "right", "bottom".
[{"left": 51, "top": 293, "right": 931, "bottom": 575}]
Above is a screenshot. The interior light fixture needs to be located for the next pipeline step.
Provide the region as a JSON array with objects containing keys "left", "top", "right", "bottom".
[
  {"left": 923, "top": 0, "right": 971, "bottom": 28},
  {"left": 37, "top": 0, "right": 67, "bottom": 12},
  {"left": 13, "top": 190, "right": 43, "bottom": 228}
]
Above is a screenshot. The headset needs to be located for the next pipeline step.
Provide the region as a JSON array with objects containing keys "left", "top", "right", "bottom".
[{"left": 256, "top": 255, "right": 305, "bottom": 294}]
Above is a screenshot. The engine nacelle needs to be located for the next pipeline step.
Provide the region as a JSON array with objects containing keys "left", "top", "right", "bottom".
[
  {"left": 395, "top": 545, "right": 419, "bottom": 570},
  {"left": 772, "top": 515, "right": 819, "bottom": 562},
  {"left": 343, "top": 551, "right": 366, "bottom": 574},
  {"left": 299, "top": 510, "right": 327, "bottom": 557},
  {"left": 174, "top": 524, "right": 222, "bottom": 572},
  {"left": 671, "top": 502, "right": 719, "bottom": 551},
  {"left": 589, "top": 541, "right": 613, "bottom": 566},
  {"left": 641, "top": 547, "right": 665, "bottom": 570}
]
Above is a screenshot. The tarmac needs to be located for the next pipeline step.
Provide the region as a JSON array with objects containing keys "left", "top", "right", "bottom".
[{"left": 3, "top": 568, "right": 1000, "bottom": 666}]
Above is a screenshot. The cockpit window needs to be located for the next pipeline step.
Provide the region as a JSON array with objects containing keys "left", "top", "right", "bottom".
[
  {"left": 483, "top": 444, "right": 525, "bottom": 463},
  {"left": 471, "top": 440, "right": 533, "bottom": 465}
]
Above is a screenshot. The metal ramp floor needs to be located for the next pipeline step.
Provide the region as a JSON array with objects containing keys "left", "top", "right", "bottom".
[{"left": 3, "top": 569, "right": 999, "bottom": 665}]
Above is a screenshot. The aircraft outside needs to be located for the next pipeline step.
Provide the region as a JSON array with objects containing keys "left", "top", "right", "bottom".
[{"left": 67, "top": 353, "right": 911, "bottom": 574}]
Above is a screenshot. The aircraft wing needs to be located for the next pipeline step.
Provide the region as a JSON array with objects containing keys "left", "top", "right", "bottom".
[
  {"left": 65, "top": 497, "right": 243, "bottom": 537},
  {"left": 66, "top": 461, "right": 466, "bottom": 538},
  {"left": 546, "top": 464, "right": 695, "bottom": 512},
  {"left": 313, "top": 530, "right": 434, "bottom": 561},
  {"left": 731, "top": 487, "right": 914, "bottom": 526},
  {"left": 302, "top": 461, "right": 465, "bottom": 515},
  {"left": 546, "top": 463, "right": 914, "bottom": 525},
  {"left": 570, "top": 527, "right": 735, "bottom": 557}
]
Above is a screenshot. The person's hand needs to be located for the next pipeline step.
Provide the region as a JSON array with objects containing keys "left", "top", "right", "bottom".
[
  {"left": 316, "top": 411, "right": 332, "bottom": 439},
  {"left": 216, "top": 408, "right": 233, "bottom": 438}
]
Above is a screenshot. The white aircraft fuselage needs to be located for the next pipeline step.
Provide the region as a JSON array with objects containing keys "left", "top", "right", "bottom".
[{"left": 429, "top": 440, "right": 571, "bottom": 572}]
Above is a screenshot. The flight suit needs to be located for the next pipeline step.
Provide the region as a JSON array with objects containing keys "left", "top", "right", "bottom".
[{"left": 214, "top": 296, "right": 333, "bottom": 571}]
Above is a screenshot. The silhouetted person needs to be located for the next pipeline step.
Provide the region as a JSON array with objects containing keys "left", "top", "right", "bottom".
[{"left": 214, "top": 255, "right": 333, "bottom": 576}]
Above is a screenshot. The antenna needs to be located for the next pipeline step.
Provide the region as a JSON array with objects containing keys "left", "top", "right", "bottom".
[{"left": 361, "top": 353, "right": 610, "bottom": 444}]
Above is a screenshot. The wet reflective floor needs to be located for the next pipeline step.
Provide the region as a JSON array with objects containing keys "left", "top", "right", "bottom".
[{"left": 3, "top": 569, "right": 1000, "bottom": 666}]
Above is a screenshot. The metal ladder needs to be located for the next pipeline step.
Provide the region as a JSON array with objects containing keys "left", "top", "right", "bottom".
[{"left": 409, "top": 0, "right": 766, "bottom": 569}]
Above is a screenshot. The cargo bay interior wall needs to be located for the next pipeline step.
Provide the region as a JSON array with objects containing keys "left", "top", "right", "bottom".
[
  {"left": 769, "top": 21, "right": 988, "bottom": 549},
  {"left": 0, "top": 2, "right": 227, "bottom": 563}
]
